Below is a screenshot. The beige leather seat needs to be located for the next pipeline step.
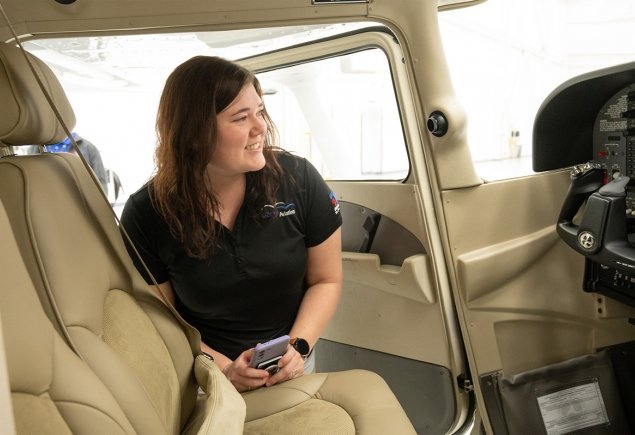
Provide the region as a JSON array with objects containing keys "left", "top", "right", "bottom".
[
  {"left": 0, "top": 41, "right": 246, "bottom": 435},
  {"left": 0, "top": 40, "right": 416, "bottom": 434},
  {"left": 0, "top": 203, "right": 136, "bottom": 435}
]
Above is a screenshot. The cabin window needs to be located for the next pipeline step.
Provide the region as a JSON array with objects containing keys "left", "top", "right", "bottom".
[
  {"left": 258, "top": 48, "right": 408, "bottom": 180},
  {"left": 22, "top": 24, "right": 404, "bottom": 214},
  {"left": 439, "top": 0, "right": 634, "bottom": 180}
]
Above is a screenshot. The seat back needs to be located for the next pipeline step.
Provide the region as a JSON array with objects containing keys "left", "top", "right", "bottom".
[
  {"left": 0, "top": 200, "right": 137, "bottom": 435},
  {"left": 0, "top": 150, "right": 194, "bottom": 434},
  {"left": 0, "top": 41, "right": 244, "bottom": 434}
]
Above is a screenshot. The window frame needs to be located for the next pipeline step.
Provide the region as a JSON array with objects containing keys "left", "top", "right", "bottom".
[{"left": 240, "top": 26, "right": 413, "bottom": 183}]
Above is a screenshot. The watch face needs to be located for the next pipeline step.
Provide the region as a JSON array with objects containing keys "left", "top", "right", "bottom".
[{"left": 293, "top": 338, "right": 310, "bottom": 357}]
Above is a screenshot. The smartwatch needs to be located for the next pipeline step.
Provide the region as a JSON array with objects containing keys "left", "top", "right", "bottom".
[{"left": 290, "top": 337, "right": 310, "bottom": 358}]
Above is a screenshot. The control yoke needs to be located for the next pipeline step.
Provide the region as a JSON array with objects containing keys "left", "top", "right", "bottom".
[{"left": 557, "top": 165, "right": 635, "bottom": 272}]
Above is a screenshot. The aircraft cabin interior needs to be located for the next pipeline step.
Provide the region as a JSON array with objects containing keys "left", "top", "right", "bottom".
[{"left": 1, "top": 0, "right": 635, "bottom": 434}]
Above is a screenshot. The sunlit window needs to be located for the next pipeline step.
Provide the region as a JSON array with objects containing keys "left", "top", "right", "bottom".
[
  {"left": 23, "top": 23, "right": 394, "bottom": 211},
  {"left": 439, "top": 0, "right": 635, "bottom": 180},
  {"left": 259, "top": 48, "right": 408, "bottom": 180}
]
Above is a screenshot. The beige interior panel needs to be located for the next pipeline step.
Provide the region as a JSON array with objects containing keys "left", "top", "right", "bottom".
[
  {"left": 330, "top": 182, "right": 429, "bottom": 246},
  {"left": 321, "top": 181, "right": 452, "bottom": 367},
  {"left": 343, "top": 253, "right": 435, "bottom": 304},
  {"left": 457, "top": 225, "right": 558, "bottom": 304},
  {"left": 0, "top": 1, "right": 368, "bottom": 41},
  {"left": 457, "top": 228, "right": 607, "bottom": 323},
  {"left": 444, "top": 171, "right": 571, "bottom": 254},
  {"left": 494, "top": 319, "right": 593, "bottom": 376},
  {"left": 444, "top": 170, "right": 635, "bottom": 378},
  {"left": 323, "top": 274, "right": 450, "bottom": 365}
]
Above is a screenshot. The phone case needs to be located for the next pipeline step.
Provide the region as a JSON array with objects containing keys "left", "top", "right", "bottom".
[
  {"left": 249, "top": 335, "right": 290, "bottom": 368},
  {"left": 257, "top": 355, "right": 283, "bottom": 374}
]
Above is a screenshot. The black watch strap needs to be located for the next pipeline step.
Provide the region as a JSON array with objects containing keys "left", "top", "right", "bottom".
[{"left": 290, "top": 337, "right": 310, "bottom": 358}]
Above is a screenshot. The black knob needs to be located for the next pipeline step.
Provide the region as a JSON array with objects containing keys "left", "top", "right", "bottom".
[{"left": 427, "top": 111, "right": 448, "bottom": 137}]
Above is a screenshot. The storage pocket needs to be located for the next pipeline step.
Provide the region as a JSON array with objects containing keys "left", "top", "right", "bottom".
[{"left": 497, "top": 350, "right": 629, "bottom": 435}]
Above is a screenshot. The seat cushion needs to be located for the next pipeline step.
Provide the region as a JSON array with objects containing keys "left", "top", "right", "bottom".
[
  {"left": 244, "top": 399, "right": 354, "bottom": 435},
  {"left": 243, "top": 370, "right": 416, "bottom": 435}
]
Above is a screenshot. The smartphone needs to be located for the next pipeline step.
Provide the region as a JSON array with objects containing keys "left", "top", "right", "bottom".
[{"left": 249, "top": 335, "right": 290, "bottom": 374}]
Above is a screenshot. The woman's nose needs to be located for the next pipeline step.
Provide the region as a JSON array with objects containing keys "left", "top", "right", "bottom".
[{"left": 251, "top": 115, "right": 267, "bottom": 136}]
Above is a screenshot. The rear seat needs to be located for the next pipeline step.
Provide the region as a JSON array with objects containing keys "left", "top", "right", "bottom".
[{"left": 0, "top": 40, "right": 416, "bottom": 434}]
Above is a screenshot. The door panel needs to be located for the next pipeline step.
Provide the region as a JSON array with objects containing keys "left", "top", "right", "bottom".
[
  {"left": 443, "top": 170, "right": 635, "bottom": 431},
  {"left": 322, "top": 181, "right": 457, "bottom": 434},
  {"left": 329, "top": 182, "right": 448, "bottom": 366}
]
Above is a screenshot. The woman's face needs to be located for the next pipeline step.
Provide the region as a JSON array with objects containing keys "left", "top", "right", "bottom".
[{"left": 208, "top": 84, "right": 267, "bottom": 181}]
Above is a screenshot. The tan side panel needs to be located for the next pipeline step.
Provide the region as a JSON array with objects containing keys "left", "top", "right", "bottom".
[
  {"left": 444, "top": 171, "right": 635, "bottom": 377},
  {"left": 494, "top": 320, "right": 593, "bottom": 376},
  {"left": 324, "top": 182, "right": 451, "bottom": 366},
  {"left": 330, "top": 182, "right": 429, "bottom": 247},
  {"left": 457, "top": 226, "right": 559, "bottom": 304},
  {"left": 343, "top": 253, "right": 435, "bottom": 304},
  {"left": 324, "top": 274, "right": 448, "bottom": 363},
  {"left": 0, "top": 0, "right": 368, "bottom": 41}
]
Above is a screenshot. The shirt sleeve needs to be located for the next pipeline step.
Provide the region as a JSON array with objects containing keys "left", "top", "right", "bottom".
[
  {"left": 79, "top": 140, "right": 109, "bottom": 192},
  {"left": 120, "top": 189, "right": 170, "bottom": 284},
  {"left": 300, "top": 158, "right": 343, "bottom": 247}
]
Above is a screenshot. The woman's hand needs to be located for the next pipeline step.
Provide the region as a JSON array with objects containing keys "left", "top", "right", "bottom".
[
  {"left": 222, "top": 348, "right": 269, "bottom": 393},
  {"left": 222, "top": 345, "right": 305, "bottom": 391},
  {"left": 265, "top": 346, "right": 305, "bottom": 387}
]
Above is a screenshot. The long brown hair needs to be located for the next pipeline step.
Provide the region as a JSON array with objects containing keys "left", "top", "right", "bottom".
[{"left": 152, "top": 56, "right": 283, "bottom": 258}]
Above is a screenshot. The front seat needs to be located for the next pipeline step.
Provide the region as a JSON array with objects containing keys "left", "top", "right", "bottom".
[
  {"left": 0, "top": 40, "right": 416, "bottom": 434},
  {"left": 0, "top": 40, "right": 246, "bottom": 435},
  {"left": 0, "top": 202, "right": 137, "bottom": 435}
]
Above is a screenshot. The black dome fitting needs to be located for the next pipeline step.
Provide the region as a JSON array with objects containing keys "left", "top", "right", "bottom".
[
  {"left": 55, "top": 0, "right": 77, "bottom": 4},
  {"left": 427, "top": 111, "right": 448, "bottom": 137}
]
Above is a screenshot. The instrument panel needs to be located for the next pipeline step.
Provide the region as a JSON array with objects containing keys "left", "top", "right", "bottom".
[
  {"left": 592, "top": 84, "right": 635, "bottom": 213},
  {"left": 575, "top": 84, "right": 635, "bottom": 307}
]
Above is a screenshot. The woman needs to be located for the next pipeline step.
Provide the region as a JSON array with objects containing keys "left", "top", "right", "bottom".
[{"left": 121, "top": 56, "right": 342, "bottom": 393}]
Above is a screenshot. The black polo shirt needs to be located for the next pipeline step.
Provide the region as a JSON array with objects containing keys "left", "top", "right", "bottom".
[{"left": 121, "top": 153, "right": 342, "bottom": 360}]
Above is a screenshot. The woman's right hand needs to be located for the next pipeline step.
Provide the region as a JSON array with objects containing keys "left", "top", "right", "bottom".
[{"left": 222, "top": 348, "right": 269, "bottom": 392}]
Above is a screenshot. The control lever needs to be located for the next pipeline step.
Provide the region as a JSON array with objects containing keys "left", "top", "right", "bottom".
[
  {"left": 557, "top": 166, "right": 604, "bottom": 226},
  {"left": 557, "top": 167, "right": 635, "bottom": 272}
]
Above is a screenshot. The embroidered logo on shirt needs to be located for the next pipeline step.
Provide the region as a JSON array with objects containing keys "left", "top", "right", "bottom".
[
  {"left": 261, "top": 202, "right": 297, "bottom": 219},
  {"left": 329, "top": 192, "right": 341, "bottom": 215}
]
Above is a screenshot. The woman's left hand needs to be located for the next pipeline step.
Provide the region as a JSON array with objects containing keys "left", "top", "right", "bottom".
[{"left": 265, "top": 346, "right": 305, "bottom": 387}]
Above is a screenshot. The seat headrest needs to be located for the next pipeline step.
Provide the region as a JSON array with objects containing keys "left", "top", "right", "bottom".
[{"left": 0, "top": 42, "right": 75, "bottom": 146}]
